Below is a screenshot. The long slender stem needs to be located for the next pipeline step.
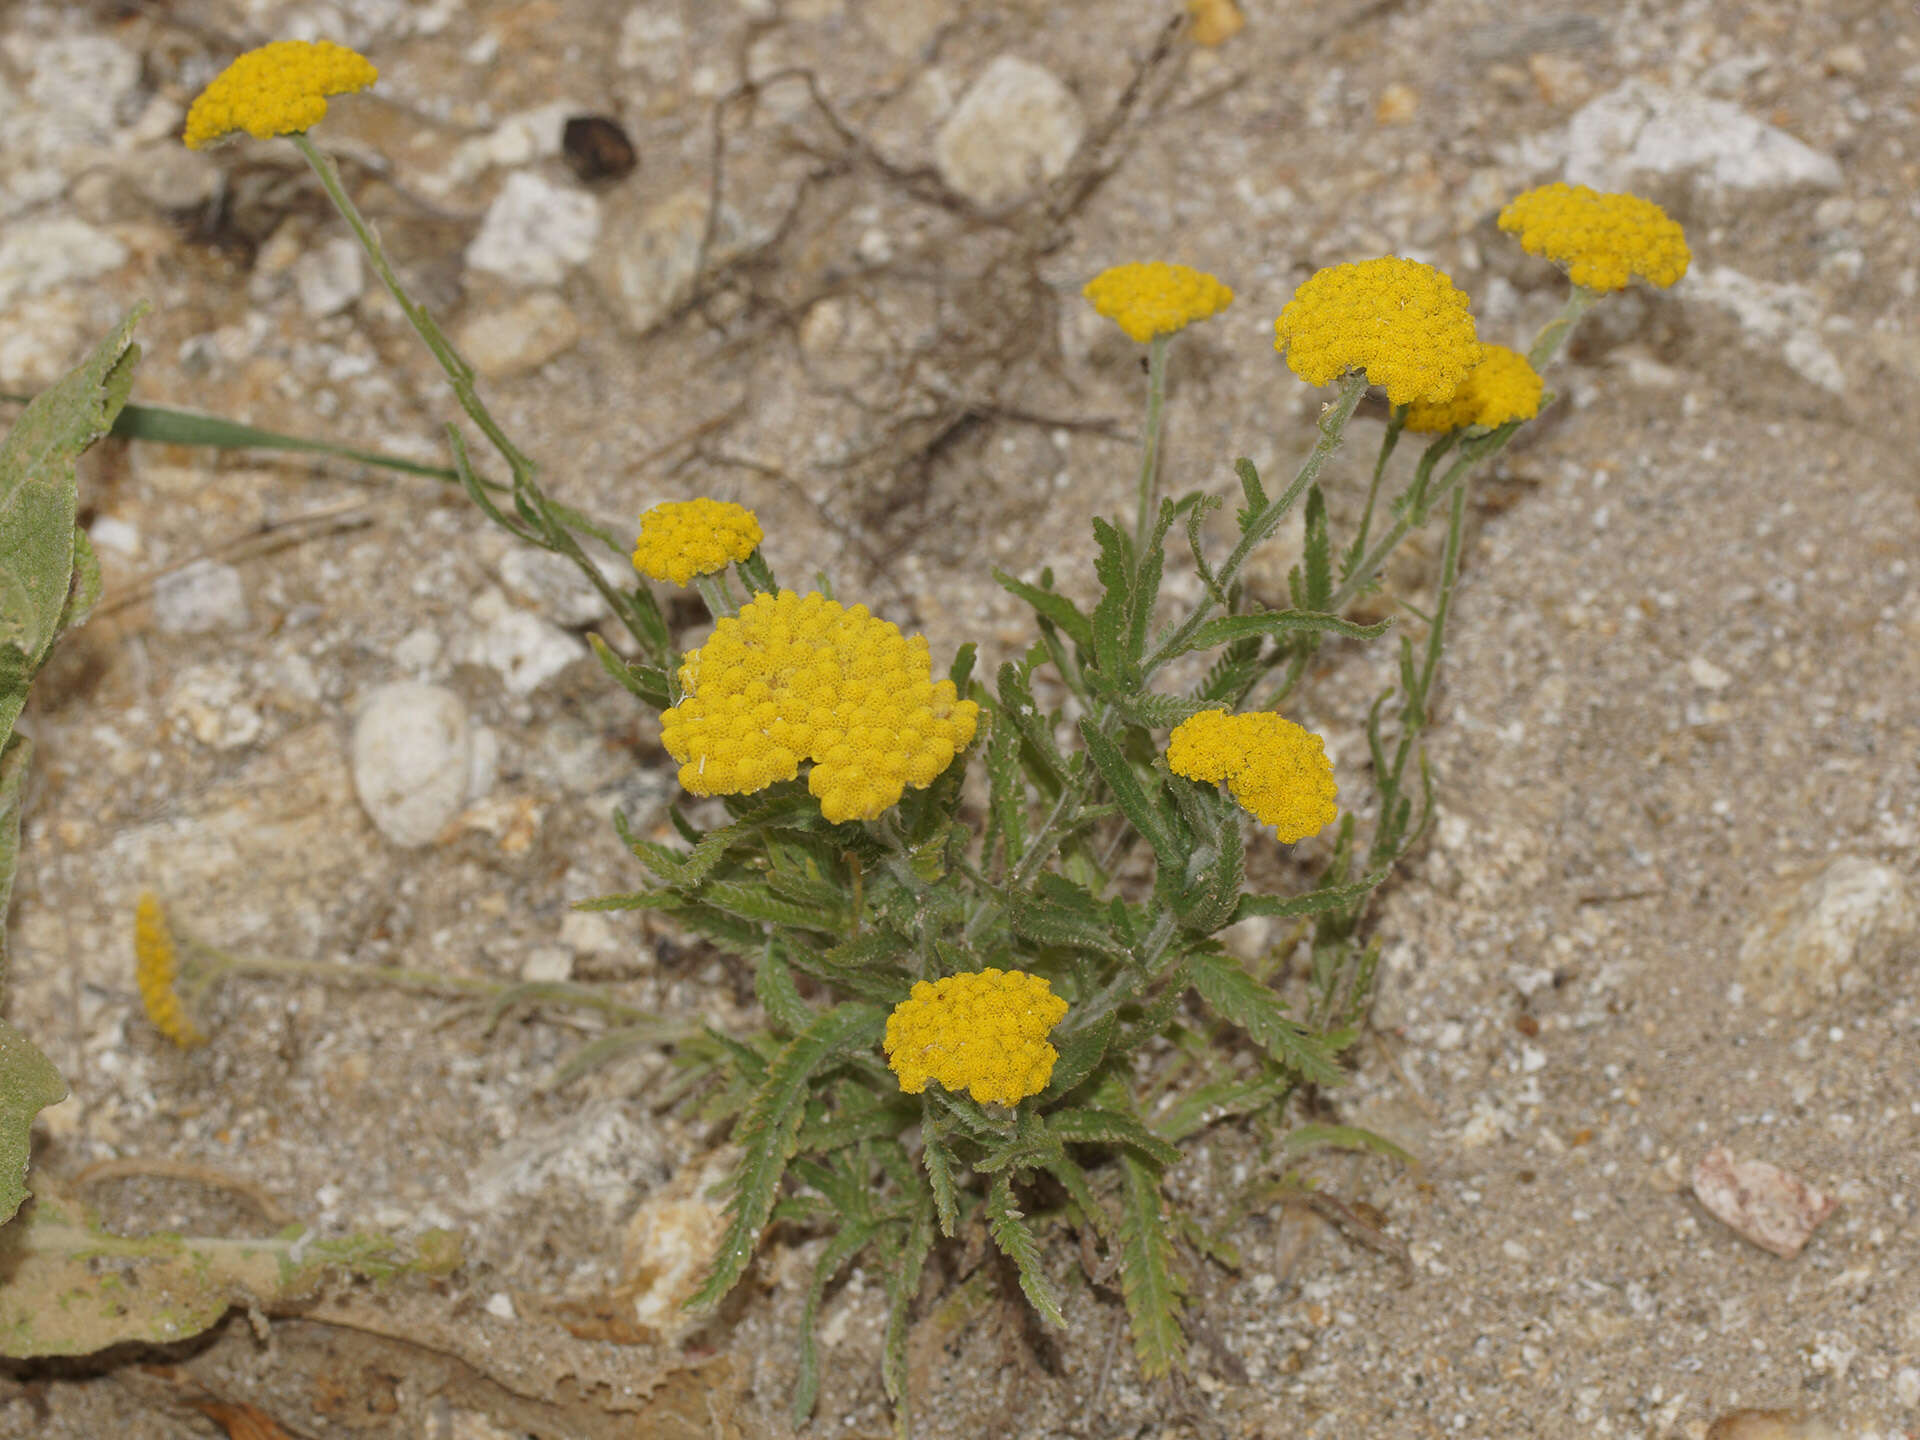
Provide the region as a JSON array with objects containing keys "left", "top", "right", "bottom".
[
  {"left": 1141, "top": 372, "right": 1367, "bottom": 684},
  {"left": 1133, "top": 334, "right": 1170, "bottom": 554},
  {"left": 292, "top": 135, "right": 535, "bottom": 484},
  {"left": 1528, "top": 284, "right": 1600, "bottom": 371},
  {"left": 1350, "top": 403, "right": 1406, "bottom": 566}
]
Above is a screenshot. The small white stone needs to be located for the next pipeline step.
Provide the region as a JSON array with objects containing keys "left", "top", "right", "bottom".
[
  {"left": 484, "top": 1291, "right": 517, "bottom": 1321},
  {"left": 1566, "top": 80, "right": 1843, "bottom": 193},
  {"left": 521, "top": 946, "right": 574, "bottom": 983},
  {"left": 458, "top": 588, "right": 587, "bottom": 695},
  {"left": 444, "top": 101, "right": 574, "bottom": 187},
  {"left": 0, "top": 218, "right": 128, "bottom": 309},
  {"left": 1894, "top": 1367, "right": 1920, "bottom": 1407},
  {"left": 1687, "top": 655, "right": 1732, "bottom": 691},
  {"left": 350, "top": 682, "right": 477, "bottom": 848},
  {"left": 467, "top": 172, "right": 601, "bottom": 287},
  {"left": 152, "top": 560, "right": 249, "bottom": 634},
  {"left": 294, "top": 235, "right": 365, "bottom": 318},
  {"left": 1738, "top": 857, "right": 1919, "bottom": 1017},
  {"left": 455, "top": 291, "right": 581, "bottom": 379},
  {"left": 88, "top": 515, "right": 140, "bottom": 556},
  {"left": 393, "top": 626, "right": 444, "bottom": 672},
  {"left": 934, "top": 55, "right": 1084, "bottom": 209},
  {"left": 590, "top": 188, "right": 746, "bottom": 336},
  {"left": 559, "top": 909, "right": 626, "bottom": 958}
]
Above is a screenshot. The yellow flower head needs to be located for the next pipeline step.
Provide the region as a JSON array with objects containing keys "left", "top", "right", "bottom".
[
  {"left": 884, "top": 968, "right": 1069, "bottom": 1106},
  {"left": 1083, "top": 262, "right": 1235, "bottom": 344},
  {"left": 661, "top": 589, "right": 980, "bottom": 822},
  {"left": 632, "top": 498, "right": 764, "bottom": 586},
  {"left": 1403, "top": 344, "right": 1544, "bottom": 434},
  {"left": 1497, "top": 182, "right": 1690, "bottom": 293},
  {"left": 1273, "top": 257, "right": 1482, "bottom": 406},
  {"left": 1166, "top": 709, "right": 1337, "bottom": 844},
  {"left": 183, "top": 40, "right": 378, "bottom": 150},
  {"left": 134, "top": 893, "right": 207, "bottom": 1049}
]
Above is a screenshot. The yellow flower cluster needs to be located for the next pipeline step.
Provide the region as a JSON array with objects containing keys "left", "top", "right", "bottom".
[
  {"left": 1274, "top": 257, "right": 1482, "bottom": 406},
  {"left": 134, "top": 893, "right": 206, "bottom": 1049},
  {"left": 1404, "top": 344, "right": 1544, "bottom": 434},
  {"left": 1166, "top": 709, "right": 1337, "bottom": 843},
  {"left": 1498, "top": 182, "right": 1690, "bottom": 292},
  {"left": 661, "top": 590, "right": 980, "bottom": 822},
  {"left": 884, "top": 968, "right": 1069, "bottom": 1106},
  {"left": 1083, "top": 262, "right": 1235, "bottom": 343},
  {"left": 631, "top": 498, "right": 764, "bottom": 586},
  {"left": 183, "top": 40, "right": 378, "bottom": 150}
]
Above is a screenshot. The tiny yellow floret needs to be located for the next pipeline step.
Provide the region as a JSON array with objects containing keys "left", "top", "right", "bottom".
[
  {"left": 183, "top": 40, "right": 378, "bottom": 150},
  {"left": 632, "top": 498, "right": 764, "bottom": 586},
  {"left": 1404, "top": 344, "right": 1544, "bottom": 434},
  {"left": 1083, "top": 262, "right": 1235, "bottom": 344},
  {"left": 1497, "top": 182, "right": 1690, "bottom": 293},
  {"left": 1167, "top": 710, "right": 1338, "bottom": 844},
  {"left": 884, "top": 968, "right": 1069, "bottom": 1106},
  {"left": 1273, "top": 257, "right": 1482, "bottom": 406},
  {"left": 661, "top": 589, "right": 980, "bottom": 822},
  {"left": 134, "top": 893, "right": 207, "bottom": 1049}
]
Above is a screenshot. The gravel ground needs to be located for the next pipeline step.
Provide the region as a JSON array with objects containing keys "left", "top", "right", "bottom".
[{"left": 3, "top": 1, "right": 1918, "bottom": 1436}]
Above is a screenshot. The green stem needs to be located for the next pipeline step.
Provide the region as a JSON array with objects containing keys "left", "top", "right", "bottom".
[
  {"left": 1141, "top": 371, "right": 1367, "bottom": 684},
  {"left": 291, "top": 135, "right": 535, "bottom": 484},
  {"left": 1528, "top": 285, "right": 1600, "bottom": 371},
  {"left": 1350, "top": 403, "right": 1406, "bottom": 566},
  {"left": 693, "top": 573, "right": 738, "bottom": 619},
  {"left": 1133, "top": 334, "right": 1170, "bottom": 555}
]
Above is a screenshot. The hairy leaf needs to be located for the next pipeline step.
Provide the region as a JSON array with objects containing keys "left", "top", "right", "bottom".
[
  {"left": 792, "top": 1221, "right": 876, "bottom": 1424},
  {"left": 1186, "top": 948, "right": 1345, "bottom": 1088},
  {"left": 1281, "top": 1121, "right": 1416, "bottom": 1169},
  {"left": 1076, "top": 717, "right": 1180, "bottom": 868},
  {"left": 690, "top": 1003, "right": 885, "bottom": 1310},
  {"left": 1116, "top": 1153, "right": 1186, "bottom": 1378},
  {"left": 985, "top": 1173, "right": 1064, "bottom": 1329},
  {"left": 921, "top": 1116, "right": 961, "bottom": 1237},
  {"left": 1089, "top": 517, "right": 1134, "bottom": 686},
  {"left": 883, "top": 1205, "right": 936, "bottom": 1423},
  {"left": 1302, "top": 483, "right": 1332, "bottom": 611},
  {"left": 1040, "top": 1010, "right": 1115, "bottom": 1103},
  {"left": 993, "top": 569, "right": 1094, "bottom": 651},
  {"left": 1048, "top": 1106, "right": 1182, "bottom": 1169},
  {"left": 1181, "top": 609, "right": 1389, "bottom": 656}
]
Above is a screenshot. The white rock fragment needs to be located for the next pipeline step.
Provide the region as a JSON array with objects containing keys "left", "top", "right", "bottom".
[
  {"left": 621, "top": 1150, "right": 734, "bottom": 1340},
  {"left": 466, "top": 172, "right": 601, "bottom": 287},
  {"left": 350, "top": 682, "right": 481, "bottom": 847},
  {"left": 484, "top": 1291, "right": 517, "bottom": 1321},
  {"left": 0, "top": 218, "right": 128, "bottom": 309},
  {"left": 455, "top": 291, "right": 581, "bottom": 379},
  {"left": 152, "top": 560, "right": 249, "bottom": 634},
  {"left": 293, "top": 235, "right": 365, "bottom": 318},
  {"left": 1566, "top": 80, "right": 1844, "bottom": 193},
  {"left": 1691, "top": 1146, "right": 1837, "bottom": 1258},
  {"left": 590, "top": 188, "right": 746, "bottom": 336},
  {"left": 468, "top": 1101, "right": 662, "bottom": 1217},
  {"left": 442, "top": 101, "right": 575, "bottom": 188},
  {"left": 24, "top": 35, "right": 141, "bottom": 144},
  {"left": 1684, "top": 266, "right": 1847, "bottom": 394},
  {"left": 1702, "top": 1410, "right": 1845, "bottom": 1440},
  {"left": 166, "top": 663, "right": 264, "bottom": 750},
  {"left": 934, "top": 55, "right": 1084, "bottom": 209},
  {"left": 1737, "top": 856, "right": 1918, "bottom": 1017},
  {"left": 1687, "top": 655, "right": 1733, "bottom": 691},
  {"left": 520, "top": 946, "right": 573, "bottom": 983},
  {"left": 458, "top": 588, "right": 587, "bottom": 695}
]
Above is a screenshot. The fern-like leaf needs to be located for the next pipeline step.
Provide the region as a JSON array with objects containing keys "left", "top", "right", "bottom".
[
  {"left": 985, "top": 1173, "right": 1065, "bottom": 1329},
  {"left": 1186, "top": 948, "right": 1345, "bottom": 1088},
  {"left": 1116, "top": 1152, "right": 1186, "bottom": 1379}
]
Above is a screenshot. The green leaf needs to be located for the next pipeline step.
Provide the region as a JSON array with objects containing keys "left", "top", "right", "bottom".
[
  {"left": 105, "top": 398, "right": 459, "bottom": 480},
  {"left": 1130, "top": 498, "right": 1183, "bottom": 662},
  {"left": 540, "top": 1023, "right": 664, "bottom": 1094},
  {"left": 1040, "top": 1152, "right": 1113, "bottom": 1239},
  {"left": 1088, "top": 517, "right": 1134, "bottom": 685},
  {"left": 56, "top": 525, "right": 102, "bottom": 642},
  {"left": 1116, "top": 1153, "right": 1186, "bottom": 1379},
  {"left": 995, "top": 659, "right": 1067, "bottom": 787},
  {"left": 587, "top": 632, "right": 670, "bottom": 707},
  {"left": 921, "top": 1115, "right": 961, "bottom": 1237},
  {"left": 796, "top": 1099, "right": 915, "bottom": 1154},
  {"left": 755, "top": 945, "right": 812, "bottom": 1032},
  {"left": 700, "top": 879, "right": 847, "bottom": 934},
  {"left": 883, "top": 1205, "right": 935, "bottom": 1421},
  {"left": 0, "top": 732, "right": 28, "bottom": 998},
  {"left": 1076, "top": 718, "right": 1180, "bottom": 868},
  {"left": 1182, "top": 609, "right": 1389, "bottom": 656},
  {"left": 1281, "top": 1121, "right": 1416, "bottom": 1169},
  {"left": 1233, "top": 457, "right": 1267, "bottom": 528},
  {"left": 791, "top": 1221, "right": 875, "bottom": 1425},
  {"left": 985, "top": 1173, "right": 1064, "bottom": 1329},
  {"left": 1040, "top": 1010, "right": 1114, "bottom": 1103},
  {"left": 1231, "top": 872, "right": 1383, "bottom": 922},
  {"left": 689, "top": 1003, "right": 885, "bottom": 1312},
  {"left": 0, "top": 307, "right": 143, "bottom": 752},
  {"left": 1302, "top": 483, "right": 1333, "bottom": 612},
  {"left": 1150, "top": 1068, "right": 1293, "bottom": 1143},
  {"left": 0, "top": 1019, "right": 64, "bottom": 1224},
  {"left": 983, "top": 704, "right": 1028, "bottom": 867},
  {"left": 1008, "top": 881, "right": 1133, "bottom": 963},
  {"left": 993, "top": 569, "right": 1094, "bottom": 651},
  {"left": 738, "top": 548, "right": 777, "bottom": 596},
  {"left": 1048, "top": 1107, "right": 1182, "bottom": 1169},
  {"left": 1186, "top": 948, "right": 1345, "bottom": 1088},
  {"left": 1111, "top": 690, "right": 1218, "bottom": 729}
]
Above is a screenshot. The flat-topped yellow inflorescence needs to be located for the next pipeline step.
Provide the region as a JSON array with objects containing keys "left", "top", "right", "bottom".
[
  {"left": 134, "top": 893, "right": 206, "bottom": 1049},
  {"left": 1498, "top": 182, "right": 1690, "bottom": 293},
  {"left": 1404, "top": 343, "right": 1544, "bottom": 434},
  {"left": 631, "top": 498, "right": 764, "bottom": 586},
  {"left": 1083, "top": 262, "right": 1235, "bottom": 344},
  {"left": 1167, "top": 709, "right": 1338, "bottom": 844},
  {"left": 884, "top": 968, "right": 1070, "bottom": 1106},
  {"left": 660, "top": 589, "right": 979, "bottom": 823},
  {"left": 1274, "top": 256, "right": 1482, "bottom": 406},
  {"left": 183, "top": 40, "right": 378, "bottom": 150}
]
